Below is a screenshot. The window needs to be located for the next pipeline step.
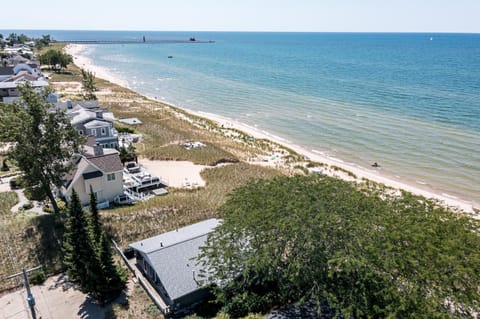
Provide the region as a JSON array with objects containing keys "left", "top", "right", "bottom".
[
  {"left": 78, "top": 130, "right": 84, "bottom": 135},
  {"left": 107, "top": 173, "right": 116, "bottom": 181},
  {"left": 91, "top": 128, "right": 96, "bottom": 136},
  {"left": 101, "top": 127, "right": 106, "bottom": 135}
]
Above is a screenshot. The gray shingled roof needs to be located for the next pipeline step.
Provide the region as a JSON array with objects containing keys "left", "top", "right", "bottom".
[
  {"left": 0, "top": 67, "right": 14, "bottom": 76},
  {"left": 130, "top": 219, "right": 221, "bottom": 301}
]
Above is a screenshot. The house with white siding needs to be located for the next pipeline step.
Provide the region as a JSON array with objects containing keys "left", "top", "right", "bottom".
[{"left": 61, "top": 142, "right": 124, "bottom": 207}]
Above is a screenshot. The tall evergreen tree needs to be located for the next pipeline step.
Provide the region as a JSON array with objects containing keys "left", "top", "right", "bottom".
[
  {"left": 88, "top": 187, "right": 102, "bottom": 246},
  {"left": 88, "top": 189, "right": 126, "bottom": 300},
  {"left": 62, "top": 189, "right": 97, "bottom": 288},
  {"left": 96, "top": 232, "right": 126, "bottom": 299}
]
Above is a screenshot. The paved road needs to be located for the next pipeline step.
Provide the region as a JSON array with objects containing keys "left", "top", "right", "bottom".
[{"left": 0, "top": 274, "right": 107, "bottom": 319}]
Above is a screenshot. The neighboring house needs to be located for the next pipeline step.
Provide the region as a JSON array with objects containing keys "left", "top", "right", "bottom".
[
  {"left": 129, "top": 219, "right": 221, "bottom": 315},
  {"left": 0, "top": 79, "right": 49, "bottom": 103},
  {"left": 13, "top": 63, "right": 42, "bottom": 78},
  {"left": 0, "top": 67, "right": 14, "bottom": 81},
  {"left": 61, "top": 142, "right": 124, "bottom": 207},
  {"left": 66, "top": 103, "right": 119, "bottom": 148}
]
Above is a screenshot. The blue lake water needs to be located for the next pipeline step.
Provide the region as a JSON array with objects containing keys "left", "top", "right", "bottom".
[{"left": 9, "top": 30, "right": 480, "bottom": 203}]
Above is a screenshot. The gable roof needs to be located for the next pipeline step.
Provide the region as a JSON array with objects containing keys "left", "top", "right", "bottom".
[
  {"left": 130, "top": 219, "right": 221, "bottom": 302},
  {"left": 86, "top": 153, "right": 123, "bottom": 173},
  {"left": 130, "top": 219, "right": 220, "bottom": 254}
]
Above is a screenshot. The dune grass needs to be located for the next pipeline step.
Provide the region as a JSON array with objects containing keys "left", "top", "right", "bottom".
[
  {"left": 0, "top": 192, "right": 65, "bottom": 292},
  {"left": 103, "top": 163, "right": 282, "bottom": 248}
]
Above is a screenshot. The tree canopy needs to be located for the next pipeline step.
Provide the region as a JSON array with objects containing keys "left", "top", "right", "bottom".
[
  {"left": 39, "top": 49, "right": 73, "bottom": 72},
  {"left": 198, "top": 175, "right": 480, "bottom": 318},
  {"left": 80, "top": 68, "right": 98, "bottom": 100},
  {"left": 0, "top": 83, "right": 83, "bottom": 213}
]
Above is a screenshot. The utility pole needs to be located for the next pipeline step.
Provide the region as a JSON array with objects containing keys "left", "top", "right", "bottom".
[{"left": 6, "top": 265, "right": 43, "bottom": 319}]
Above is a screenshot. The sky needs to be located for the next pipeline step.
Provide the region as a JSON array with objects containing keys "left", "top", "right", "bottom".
[{"left": 1, "top": 0, "right": 479, "bottom": 33}]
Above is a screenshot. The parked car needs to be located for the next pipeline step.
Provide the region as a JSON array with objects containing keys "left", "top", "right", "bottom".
[{"left": 9, "top": 178, "right": 17, "bottom": 190}]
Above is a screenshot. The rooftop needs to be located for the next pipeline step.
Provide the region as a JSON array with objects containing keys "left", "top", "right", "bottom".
[
  {"left": 130, "top": 218, "right": 220, "bottom": 254},
  {"left": 130, "top": 219, "right": 221, "bottom": 301},
  {"left": 87, "top": 152, "right": 123, "bottom": 173}
]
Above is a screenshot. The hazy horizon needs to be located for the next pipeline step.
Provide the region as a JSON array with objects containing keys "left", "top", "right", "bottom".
[{"left": 1, "top": 0, "right": 479, "bottom": 33}]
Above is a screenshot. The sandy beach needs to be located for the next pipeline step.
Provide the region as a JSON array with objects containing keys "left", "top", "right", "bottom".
[
  {"left": 65, "top": 44, "right": 129, "bottom": 87},
  {"left": 138, "top": 159, "right": 207, "bottom": 188},
  {"left": 65, "top": 44, "right": 478, "bottom": 216}
]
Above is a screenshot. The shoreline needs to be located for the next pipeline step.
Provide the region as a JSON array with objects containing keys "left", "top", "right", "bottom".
[{"left": 64, "top": 44, "right": 478, "bottom": 215}]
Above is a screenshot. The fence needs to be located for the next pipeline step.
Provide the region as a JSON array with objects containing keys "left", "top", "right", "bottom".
[{"left": 111, "top": 239, "right": 170, "bottom": 316}]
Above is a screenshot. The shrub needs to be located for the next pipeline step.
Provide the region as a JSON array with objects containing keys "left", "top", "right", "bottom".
[
  {"left": 22, "top": 202, "right": 33, "bottom": 210},
  {"left": 144, "top": 303, "right": 160, "bottom": 316},
  {"left": 24, "top": 185, "right": 47, "bottom": 201},
  {"left": 29, "top": 270, "right": 46, "bottom": 285},
  {"left": 1, "top": 159, "right": 9, "bottom": 171},
  {"left": 116, "top": 126, "right": 135, "bottom": 134}
]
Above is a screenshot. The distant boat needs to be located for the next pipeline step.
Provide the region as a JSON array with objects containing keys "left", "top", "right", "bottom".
[
  {"left": 430, "top": 37, "right": 434, "bottom": 41},
  {"left": 168, "top": 56, "right": 173, "bottom": 58}
]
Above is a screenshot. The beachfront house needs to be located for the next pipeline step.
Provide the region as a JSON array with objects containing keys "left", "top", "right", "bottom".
[
  {"left": 0, "top": 79, "right": 49, "bottom": 103},
  {"left": 65, "top": 102, "right": 119, "bottom": 148},
  {"left": 0, "top": 67, "right": 14, "bottom": 81},
  {"left": 60, "top": 143, "right": 124, "bottom": 208},
  {"left": 0, "top": 59, "right": 46, "bottom": 103},
  {"left": 129, "top": 219, "right": 221, "bottom": 315}
]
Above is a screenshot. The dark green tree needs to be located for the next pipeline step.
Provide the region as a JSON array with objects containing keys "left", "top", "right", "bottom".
[
  {"left": 62, "top": 189, "right": 97, "bottom": 286},
  {"left": 40, "top": 34, "right": 51, "bottom": 46},
  {"left": 39, "top": 49, "right": 73, "bottom": 72},
  {"left": 88, "top": 187, "right": 102, "bottom": 245},
  {"left": 0, "top": 83, "right": 83, "bottom": 214},
  {"left": 7, "top": 33, "right": 17, "bottom": 46},
  {"left": 87, "top": 188, "right": 126, "bottom": 300},
  {"left": 80, "top": 68, "right": 97, "bottom": 100},
  {"left": 17, "top": 33, "right": 30, "bottom": 44},
  {"left": 63, "top": 189, "right": 125, "bottom": 300},
  {"left": 199, "top": 175, "right": 480, "bottom": 318},
  {"left": 95, "top": 232, "right": 126, "bottom": 300},
  {"left": 119, "top": 143, "right": 136, "bottom": 164}
]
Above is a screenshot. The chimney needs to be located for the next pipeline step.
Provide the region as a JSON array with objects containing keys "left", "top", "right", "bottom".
[
  {"left": 96, "top": 111, "right": 103, "bottom": 119},
  {"left": 93, "top": 143, "right": 104, "bottom": 156}
]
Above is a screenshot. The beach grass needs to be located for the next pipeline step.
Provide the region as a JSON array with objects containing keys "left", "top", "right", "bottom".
[
  {"left": 0, "top": 192, "right": 64, "bottom": 293},
  {"left": 103, "top": 162, "right": 282, "bottom": 248}
]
